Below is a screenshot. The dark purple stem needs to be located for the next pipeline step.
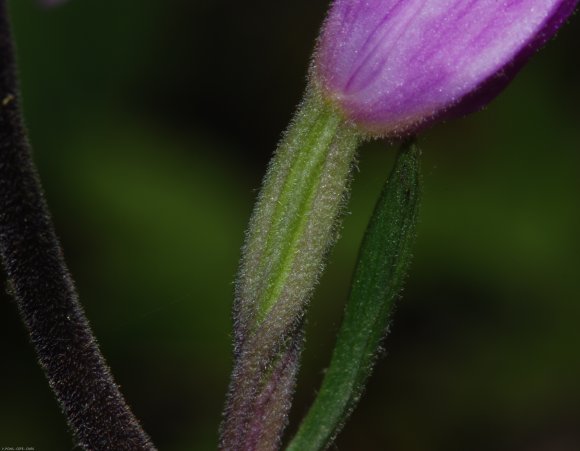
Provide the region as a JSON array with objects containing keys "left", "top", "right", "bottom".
[{"left": 0, "top": 2, "right": 155, "bottom": 450}]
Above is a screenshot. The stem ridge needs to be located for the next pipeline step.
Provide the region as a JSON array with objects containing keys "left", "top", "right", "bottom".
[{"left": 221, "top": 91, "right": 359, "bottom": 450}]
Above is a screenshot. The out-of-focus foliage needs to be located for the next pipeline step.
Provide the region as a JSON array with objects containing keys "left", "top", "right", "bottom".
[{"left": 1, "top": 1, "right": 579, "bottom": 450}]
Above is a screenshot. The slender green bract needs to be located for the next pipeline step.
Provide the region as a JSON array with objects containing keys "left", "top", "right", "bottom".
[
  {"left": 220, "top": 90, "right": 360, "bottom": 450},
  {"left": 287, "top": 141, "right": 422, "bottom": 451}
]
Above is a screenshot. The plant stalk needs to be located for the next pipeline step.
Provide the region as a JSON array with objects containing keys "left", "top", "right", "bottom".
[
  {"left": 0, "top": 2, "right": 155, "bottom": 449},
  {"left": 220, "top": 89, "right": 360, "bottom": 450}
]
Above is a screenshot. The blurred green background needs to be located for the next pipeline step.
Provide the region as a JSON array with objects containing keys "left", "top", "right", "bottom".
[{"left": 1, "top": 1, "right": 579, "bottom": 450}]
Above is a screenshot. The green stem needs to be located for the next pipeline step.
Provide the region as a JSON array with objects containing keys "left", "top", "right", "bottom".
[
  {"left": 287, "top": 140, "right": 422, "bottom": 451},
  {"left": 221, "top": 89, "right": 360, "bottom": 451}
]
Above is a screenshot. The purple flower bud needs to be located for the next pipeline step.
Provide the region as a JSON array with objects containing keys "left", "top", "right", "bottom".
[{"left": 315, "top": 0, "right": 578, "bottom": 136}]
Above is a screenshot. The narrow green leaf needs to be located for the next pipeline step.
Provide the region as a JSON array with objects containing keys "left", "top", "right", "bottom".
[{"left": 287, "top": 140, "right": 422, "bottom": 451}]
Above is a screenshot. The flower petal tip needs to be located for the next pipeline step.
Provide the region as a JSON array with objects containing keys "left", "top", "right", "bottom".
[
  {"left": 315, "top": 0, "right": 579, "bottom": 137},
  {"left": 37, "top": 0, "right": 68, "bottom": 8}
]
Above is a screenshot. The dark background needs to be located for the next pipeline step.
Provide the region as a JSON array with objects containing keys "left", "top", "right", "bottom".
[{"left": 1, "top": 1, "right": 579, "bottom": 450}]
